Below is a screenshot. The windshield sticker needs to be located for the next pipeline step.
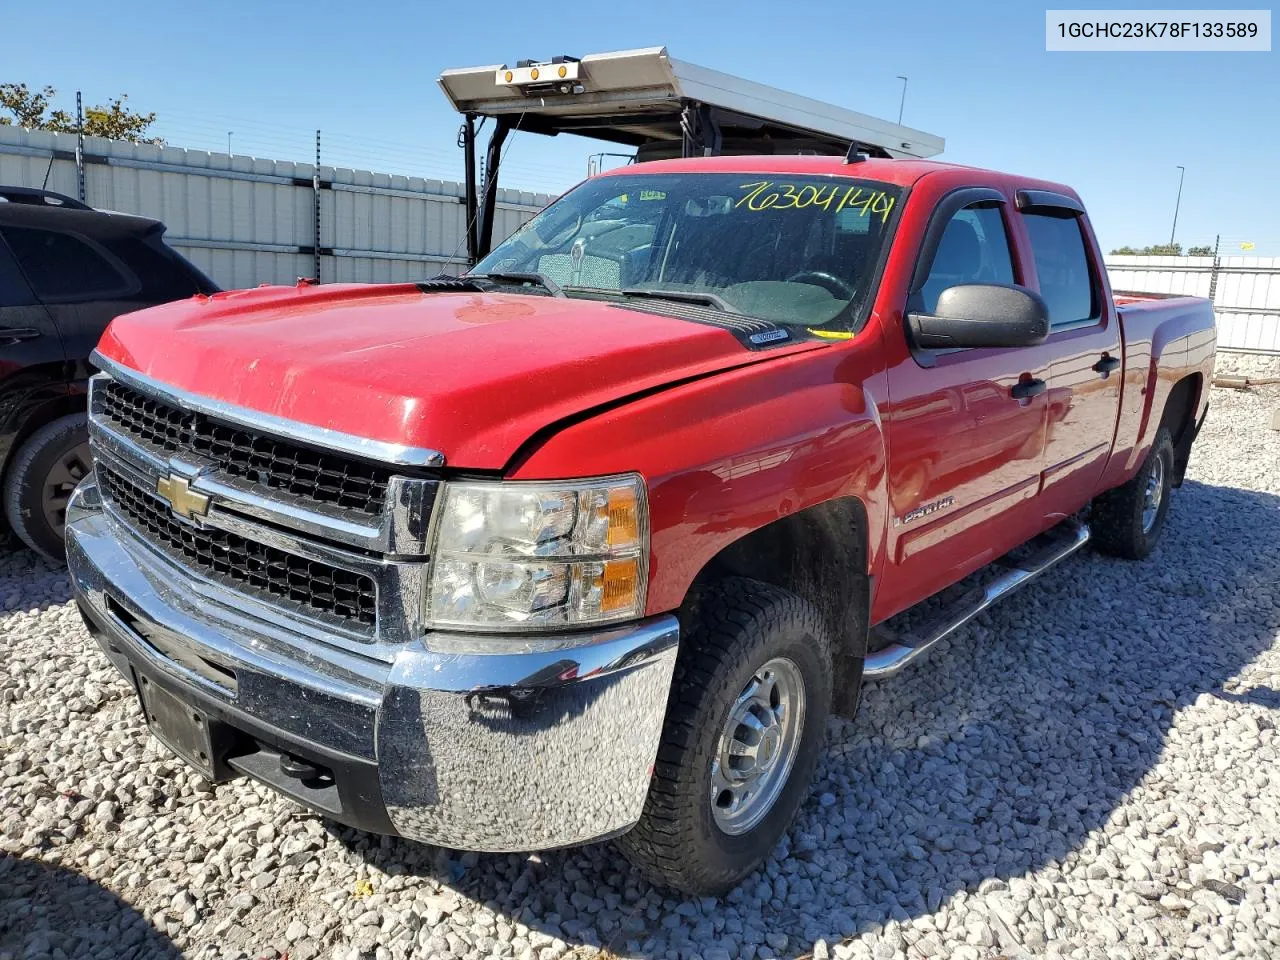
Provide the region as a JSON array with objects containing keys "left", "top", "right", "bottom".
[
  {"left": 639, "top": 189, "right": 667, "bottom": 201},
  {"left": 735, "top": 181, "right": 896, "bottom": 222}
]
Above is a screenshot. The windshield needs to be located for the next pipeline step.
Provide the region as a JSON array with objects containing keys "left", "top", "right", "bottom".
[{"left": 473, "top": 172, "right": 903, "bottom": 330}]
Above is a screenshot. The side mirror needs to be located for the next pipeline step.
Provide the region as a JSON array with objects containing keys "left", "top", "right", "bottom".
[{"left": 907, "top": 283, "right": 1049, "bottom": 349}]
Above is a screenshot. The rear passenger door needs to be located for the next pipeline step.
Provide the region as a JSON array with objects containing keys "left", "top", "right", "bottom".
[
  {"left": 0, "top": 234, "right": 68, "bottom": 470},
  {"left": 0, "top": 233, "right": 66, "bottom": 378},
  {"left": 1012, "top": 193, "right": 1122, "bottom": 519},
  {"left": 0, "top": 225, "right": 140, "bottom": 362}
]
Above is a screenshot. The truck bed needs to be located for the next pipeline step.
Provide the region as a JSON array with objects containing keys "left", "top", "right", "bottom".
[{"left": 1097, "top": 292, "right": 1217, "bottom": 493}]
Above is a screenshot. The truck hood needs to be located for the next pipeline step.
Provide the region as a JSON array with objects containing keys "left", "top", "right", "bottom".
[{"left": 97, "top": 283, "right": 816, "bottom": 470}]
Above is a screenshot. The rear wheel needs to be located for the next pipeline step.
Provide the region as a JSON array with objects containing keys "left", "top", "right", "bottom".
[
  {"left": 618, "top": 577, "right": 832, "bottom": 895},
  {"left": 1091, "top": 425, "right": 1175, "bottom": 560},
  {"left": 4, "top": 413, "right": 92, "bottom": 562}
]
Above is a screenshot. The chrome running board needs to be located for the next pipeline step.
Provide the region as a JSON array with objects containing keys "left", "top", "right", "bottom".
[{"left": 863, "top": 519, "right": 1091, "bottom": 680}]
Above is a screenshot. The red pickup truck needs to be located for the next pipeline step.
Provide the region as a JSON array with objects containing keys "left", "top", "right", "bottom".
[{"left": 66, "top": 155, "right": 1216, "bottom": 895}]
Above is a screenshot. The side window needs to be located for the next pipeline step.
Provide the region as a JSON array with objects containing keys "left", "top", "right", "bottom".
[
  {"left": 0, "top": 240, "right": 38, "bottom": 308},
  {"left": 920, "top": 204, "right": 1016, "bottom": 313},
  {"left": 1022, "top": 213, "right": 1098, "bottom": 327},
  {"left": 0, "top": 226, "right": 132, "bottom": 302},
  {"left": 99, "top": 235, "right": 204, "bottom": 303}
]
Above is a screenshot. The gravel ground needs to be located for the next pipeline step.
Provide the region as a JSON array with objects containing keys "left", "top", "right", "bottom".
[{"left": 3, "top": 379, "right": 1279, "bottom": 960}]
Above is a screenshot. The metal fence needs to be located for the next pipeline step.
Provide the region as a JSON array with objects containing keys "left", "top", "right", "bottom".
[
  {"left": 1105, "top": 254, "right": 1280, "bottom": 355},
  {"left": 4, "top": 125, "right": 1275, "bottom": 355},
  {"left": 0, "top": 126, "right": 552, "bottom": 290}
]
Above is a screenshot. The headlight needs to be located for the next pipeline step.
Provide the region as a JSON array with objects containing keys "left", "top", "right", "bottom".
[{"left": 426, "top": 474, "right": 649, "bottom": 632}]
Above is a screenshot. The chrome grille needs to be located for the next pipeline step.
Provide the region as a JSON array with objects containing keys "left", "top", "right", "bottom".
[
  {"left": 97, "top": 378, "right": 391, "bottom": 516},
  {"left": 97, "top": 463, "right": 378, "bottom": 630}
]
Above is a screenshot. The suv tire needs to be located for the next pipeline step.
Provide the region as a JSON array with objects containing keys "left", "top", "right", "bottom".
[{"left": 4, "top": 413, "right": 92, "bottom": 562}]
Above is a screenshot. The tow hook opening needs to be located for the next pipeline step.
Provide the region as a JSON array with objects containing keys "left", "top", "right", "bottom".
[
  {"left": 279, "top": 752, "right": 329, "bottom": 784},
  {"left": 226, "top": 741, "right": 341, "bottom": 815}
]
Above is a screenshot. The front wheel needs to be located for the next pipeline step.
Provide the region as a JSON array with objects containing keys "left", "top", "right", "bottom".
[
  {"left": 618, "top": 577, "right": 832, "bottom": 895},
  {"left": 1090, "top": 425, "right": 1175, "bottom": 560}
]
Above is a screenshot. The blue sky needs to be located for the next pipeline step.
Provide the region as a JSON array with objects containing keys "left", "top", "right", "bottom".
[{"left": 5, "top": 0, "right": 1277, "bottom": 254}]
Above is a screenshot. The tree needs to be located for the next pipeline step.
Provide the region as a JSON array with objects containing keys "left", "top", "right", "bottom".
[
  {"left": 1187, "top": 245, "right": 1214, "bottom": 257},
  {"left": 1109, "top": 243, "right": 1183, "bottom": 256},
  {"left": 0, "top": 83, "right": 161, "bottom": 144},
  {"left": 0, "top": 83, "right": 52, "bottom": 128}
]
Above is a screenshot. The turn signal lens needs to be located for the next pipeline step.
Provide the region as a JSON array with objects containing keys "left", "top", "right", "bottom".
[
  {"left": 606, "top": 486, "right": 640, "bottom": 549},
  {"left": 504, "top": 70, "right": 514, "bottom": 82},
  {"left": 598, "top": 558, "right": 641, "bottom": 614},
  {"left": 530, "top": 67, "right": 540, "bottom": 80},
  {"left": 558, "top": 65, "right": 568, "bottom": 79}
]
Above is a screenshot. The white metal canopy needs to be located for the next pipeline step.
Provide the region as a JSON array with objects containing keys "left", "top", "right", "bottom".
[{"left": 438, "top": 47, "right": 944, "bottom": 161}]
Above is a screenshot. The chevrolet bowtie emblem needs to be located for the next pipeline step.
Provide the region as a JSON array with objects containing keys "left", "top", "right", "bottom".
[{"left": 156, "top": 473, "right": 210, "bottom": 520}]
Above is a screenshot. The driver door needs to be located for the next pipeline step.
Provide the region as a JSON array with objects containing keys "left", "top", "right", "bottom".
[{"left": 877, "top": 190, "right": 1051, "bottom": 621}]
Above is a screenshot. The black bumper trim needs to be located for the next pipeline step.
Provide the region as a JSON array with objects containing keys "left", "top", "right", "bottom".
[{"left": 78, "top": 601, "right": 398, "bottom": 837}]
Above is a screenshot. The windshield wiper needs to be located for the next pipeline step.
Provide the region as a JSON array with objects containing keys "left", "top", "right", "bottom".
[
  {"left": 619, "top": 288, "right": 732, "bottom": 312},
  {"left": 474, "top": 271, "right": 566, "bottom": 298}
]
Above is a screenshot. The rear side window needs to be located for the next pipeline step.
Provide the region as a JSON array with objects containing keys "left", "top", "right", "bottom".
[
  {"left": 1023, "top": 213, "right": 1098, "bottom": 327},
  {"left": 0, "top": 226, "right": 133, "bottom": 302},
  {"left": 0, "top": 239, "right": 38, "bottom": 307},
  {"left": 920, "top": 204, "right": 1016, "bottom": 313},
  {"left": 100, "top": 234, "right": 205, "bottom": 302}
]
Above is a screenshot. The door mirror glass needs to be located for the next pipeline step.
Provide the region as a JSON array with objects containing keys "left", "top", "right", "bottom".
[{"left": 907, "top": 283, "right": 1049, "bottom": 349}]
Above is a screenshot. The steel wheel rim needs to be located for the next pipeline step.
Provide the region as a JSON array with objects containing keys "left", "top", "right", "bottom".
[
  {"left": 1142, "top": 452, "right": 1166, "bottom": 533},
  {"left": 710, "top": 656, "right": 806, "bottom": 836},
  {"left": 42, "top": 441, "right": 92, "bottom": 538}
]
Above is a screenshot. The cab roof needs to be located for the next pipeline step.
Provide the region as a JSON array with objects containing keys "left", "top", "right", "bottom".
[{"left": 599, "top": 155, "right": 1081, "bottom": 199}]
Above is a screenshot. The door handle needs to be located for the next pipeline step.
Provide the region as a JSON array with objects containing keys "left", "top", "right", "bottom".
[
  {"left": 0, "top": 327, "right": 41, "bottom": 344},
  {"left": 1092, "top": 354, "right": 1121, "bottom": 376},
  {"left": 1010, "top": 377, "right": 1047, "bottom": 400}
]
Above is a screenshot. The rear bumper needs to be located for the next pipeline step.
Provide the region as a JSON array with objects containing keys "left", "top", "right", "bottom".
[{"left": 66, "top": 479, "right": 679, "bottom": 851}]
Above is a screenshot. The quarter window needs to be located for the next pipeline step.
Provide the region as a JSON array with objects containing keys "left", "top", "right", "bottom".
[
  {"left": 1023, "top": 213, "right": 1098, "bottom": 327},
  {"left": 99, "top": 234, "right": 204, "bottom": 302},
  {"left": 919, "top": 204, "right": 1016, "bottom": 313}
]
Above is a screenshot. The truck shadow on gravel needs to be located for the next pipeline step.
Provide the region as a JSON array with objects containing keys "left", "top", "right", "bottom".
[
  {"left": 0, "top": 854, "right": 180, "bottom": 959},
  {"left": 325, "top": 478, "right": 1280, "bottom": 957}
]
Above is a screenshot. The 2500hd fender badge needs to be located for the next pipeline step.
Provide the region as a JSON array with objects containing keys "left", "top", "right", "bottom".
[{"left": 895, "top": 496, "right": 955, "bottom": 526}]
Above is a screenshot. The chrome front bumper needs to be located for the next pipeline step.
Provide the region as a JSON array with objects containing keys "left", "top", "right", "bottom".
[{"left": 66, "top": 480, "right": 679, "bottom": 851}]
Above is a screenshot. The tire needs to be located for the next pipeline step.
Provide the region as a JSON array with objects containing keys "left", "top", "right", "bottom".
[
  {"left": 3, "top": 413, "right": 92, "bottom": 562},
  {"left": 1090, "top": 425, "right": 1175, "bottom": 560},
  {"left": 618, "top": 577, "right": 833, "bottom": 895}
]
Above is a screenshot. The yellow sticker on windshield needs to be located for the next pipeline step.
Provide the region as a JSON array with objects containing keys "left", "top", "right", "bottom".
[{"left": 735, "top": 181, "right": 896, "bottom": 223}]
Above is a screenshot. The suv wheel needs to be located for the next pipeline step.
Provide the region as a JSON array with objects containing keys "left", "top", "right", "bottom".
[
  {"left": 4, "top": 413, "right": 92, "bottom": 562},
  {"left": 618, "top": 577, "right": 832, "bottom": 895}
]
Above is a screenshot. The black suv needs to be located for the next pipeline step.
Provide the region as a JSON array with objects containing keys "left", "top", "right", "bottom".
[{"left": 0, "top": 187, "right": 218, "bottom": 560}]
